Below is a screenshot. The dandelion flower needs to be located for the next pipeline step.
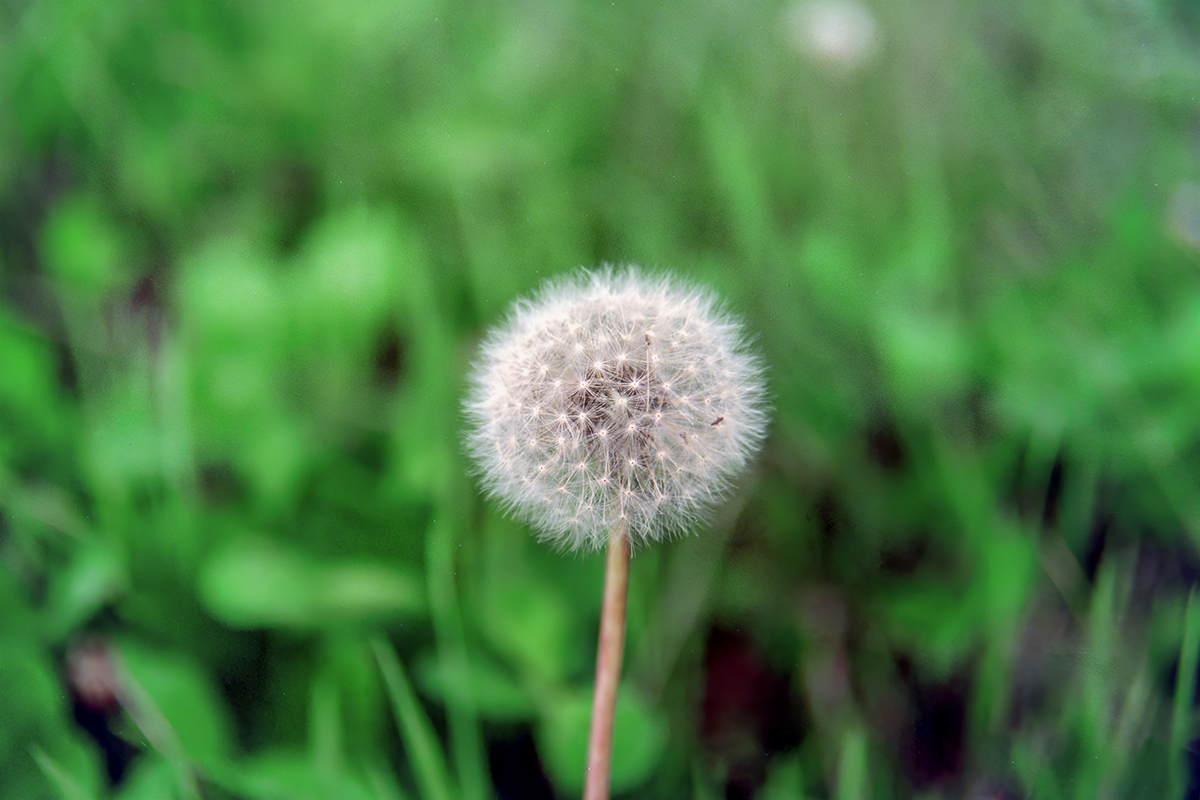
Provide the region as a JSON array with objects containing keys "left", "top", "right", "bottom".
[
  {"left": 784, "top": 0, "right": 881, "bottom": 73},
  {"left": 463, "top": 266, "right": 767, "bottom": 800},
  {"left": 463, "top": 267, "right": 768, "bottom": 552}
]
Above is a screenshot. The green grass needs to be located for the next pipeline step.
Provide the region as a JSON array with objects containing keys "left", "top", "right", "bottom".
[{"left": 3, "top": 0, "right": 1200, "bottom": 797}]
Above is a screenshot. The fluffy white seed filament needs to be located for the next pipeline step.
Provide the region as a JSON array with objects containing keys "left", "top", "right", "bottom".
[{"left": 463, "top": 267, "right": 767, "bottom": 551}]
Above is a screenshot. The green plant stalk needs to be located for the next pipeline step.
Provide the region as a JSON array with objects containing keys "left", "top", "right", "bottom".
[
  {"left": 372, "top": 637, "right": 456, "bottom": 800},
  {"left": 427, "top": 514, "right": 489, "bottom": 800},
  {"left": 1170, "top": 589, "right": 1200, "bottom": 799},
  {"left": 584, "top": 521, "right": 631, "bottom": 800}
]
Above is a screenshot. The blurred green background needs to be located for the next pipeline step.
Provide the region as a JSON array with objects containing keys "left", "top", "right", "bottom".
[{"left": 3, "top": 0, "right": 1200, "bottom": 798}]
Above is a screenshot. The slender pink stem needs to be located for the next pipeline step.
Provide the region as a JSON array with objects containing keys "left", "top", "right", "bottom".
[{"left": 584, "top": 524, "right": 631, "bottom": 800}]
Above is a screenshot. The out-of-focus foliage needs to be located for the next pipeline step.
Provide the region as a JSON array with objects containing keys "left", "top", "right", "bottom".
[{"left": 2, "top": 0, "right": 1200, "bottom": 797}]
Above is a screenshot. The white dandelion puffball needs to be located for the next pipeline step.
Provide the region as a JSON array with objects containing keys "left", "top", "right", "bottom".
[
  {"left": 784, "top": 0, "right": 880, "bottom": 73},
  {"left": 464, "top": 267, "right": 768, "bottom": 552}
]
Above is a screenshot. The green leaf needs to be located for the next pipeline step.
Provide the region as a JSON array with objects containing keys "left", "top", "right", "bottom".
[
  {"left": 877, "top": 300, "right": 969, "bottom": 402},
  {"left": 113, "top": 756, "right": 177, "bottom": 800},
  {"left": 321, "top": 562, "right": 425, "bottom": 622},
  {"left": 212, "top": 748, "right": 379, "bottom": 800},
  {"left": 980, "top": 532, "right": 1037, "bottom": 634},
  {"left": 537, "top": 686, "right": 668, "bottom": 795},
  {"left": 415, "top": 650, "right": 532, "bottom": 722},
  {"left": 0, "top": 318, "right": 72, "bottom": 468},
  {"left": 881, "top": 580, "right": 979, "bottom": 674},
  {"left": 31, "top": 746, "right": 98, "bottom": 800},
  {"left": 115, "top": 640, "right": 233, "bottom": 770},
  {"left": 0, "top": 639, "right": 101, "bottom": 800},
  {"left": 0, "top": 317, "right": 61, "bottom": 416},
  {"left": 47, "top": 540, "right": 126, "bottom": 640},
  {"left": 178, "top": 239, "right": 286, "bottom": 341},
  {"left": 199, "top": 538, "right": 425, "bottom": 629},
  {"left": 476, "top": 575, "right": 573, "bottom": 683},
  {"left": 294, "top": 206, "right": 404, "bottom": 333},
  {"left": 199, "top": 538, "right": 315, "bottom": 629},
  {"left": 40, "top": 196, "right": 124, "bottom": 291}
]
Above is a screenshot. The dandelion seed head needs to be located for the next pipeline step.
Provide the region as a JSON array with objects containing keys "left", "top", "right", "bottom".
[
  {"left": 784, "top": 0, "right": 880, "bottom": 73},
  {"left": 463, "top": 266, "right": 768, "bottom": 552}
]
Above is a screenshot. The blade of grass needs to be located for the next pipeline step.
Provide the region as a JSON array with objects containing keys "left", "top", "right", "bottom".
[
  {"left": 112, "top": 649, "right": 201, "bottom": 800},
  {"left": 426, "top": 514, "right": 489, "bottom": 800},
  {"left": 30, "top": 746, "right": 96, "bottom": 800},
  {"left": 310, "top": 663, "right": 342, "bottom": 784},
  {"left": 365, "top": 760, "right": 412, "bottom": 800},
  {"left": 371, "top": 636, "right": 456, "bottom": 800},
  {"left": 1099, "top": 656, "right": 1155, "bottom": 800},
  {"left": 1076, "top": 557, "right": 1119, "bottom": 800},
  {"left": 836, "top": 727, "right": 868, "bottom": 800},
  {"left": 407, "top": 289, "right": 489, "bottom": 800},
  {"left": 1170, "top": 589, "right": 1200, "bottom": 799}
]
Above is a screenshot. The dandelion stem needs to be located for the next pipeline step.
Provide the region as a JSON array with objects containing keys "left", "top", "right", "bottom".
[{"left": 584, "top": 520, "right": 630, "bottom": 800}]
